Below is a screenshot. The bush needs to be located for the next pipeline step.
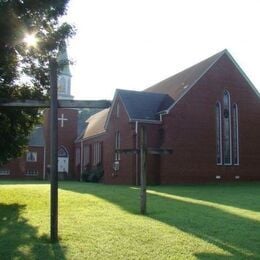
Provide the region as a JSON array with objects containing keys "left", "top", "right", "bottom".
[{"left": 82, "top": 164, "right": 104, "bottom": 183}]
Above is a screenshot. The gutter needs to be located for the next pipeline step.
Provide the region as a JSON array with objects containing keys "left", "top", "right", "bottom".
[
  {"left": 135, "top": 121, "right": 139, "bottom": 186},
  {"left": 129, "top": 119, "right": 162, "bottom": 125}
]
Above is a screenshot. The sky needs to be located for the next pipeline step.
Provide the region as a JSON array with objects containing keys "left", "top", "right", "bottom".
[{"left": 64, "top": 0, "right": 260, "bottom": 100}]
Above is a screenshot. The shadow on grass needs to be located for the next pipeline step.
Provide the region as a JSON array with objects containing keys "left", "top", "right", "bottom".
[
  {"left": 60, "top": 182, "right": 260, "bottom": 259},
  {"left": 0, "top": 203, "right": 66, "bottom": 259}
]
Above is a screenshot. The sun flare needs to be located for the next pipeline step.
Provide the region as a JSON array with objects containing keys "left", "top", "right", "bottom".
[{"left": 23, "top": 33, "right": 38, "bottom": 47}]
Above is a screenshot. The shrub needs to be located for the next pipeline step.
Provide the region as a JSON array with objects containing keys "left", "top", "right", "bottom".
[{"left": 82, "top": 164, "right": 104, "bottom": 183}]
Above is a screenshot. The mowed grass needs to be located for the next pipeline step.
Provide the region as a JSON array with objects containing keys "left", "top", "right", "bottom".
[{"left": 0, "top": 181, "right": 260, "bottom": 259}]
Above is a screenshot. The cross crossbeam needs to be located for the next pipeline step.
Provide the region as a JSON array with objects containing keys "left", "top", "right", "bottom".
[
  {"left": 0, "top": 99, "right": 111, "bottom": 108},
  {"left": 0, "top": 62, "right": 111, "bottom": 242},
  {"left": 116, "top": 148, "right": 172, "bottom": 155},
  {"left": 116, "top": 126, "right": 173, "bottom": 214}
]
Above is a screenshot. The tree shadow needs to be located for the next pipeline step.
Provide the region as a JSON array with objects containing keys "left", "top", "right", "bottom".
[
  {"left": 60, "top": 182, "right": 260, "bottom": 259},
  {"left": 0, "top": 203, "right": 66, "bottom": 259}
]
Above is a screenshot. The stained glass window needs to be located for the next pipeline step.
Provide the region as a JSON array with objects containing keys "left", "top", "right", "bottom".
[{"left": 223, "top": 90, "right": 231, "bottom": 165}]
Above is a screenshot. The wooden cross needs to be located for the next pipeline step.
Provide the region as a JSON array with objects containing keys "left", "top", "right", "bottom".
[
  {"left": 58, "top": 113, "right": 68, "bottom": 127},
  {"left": 0, "top": 60, "right": 111, "bottom": 242},
  {"left": 117, "top": 125, "right": 172, "bottom": 215}
]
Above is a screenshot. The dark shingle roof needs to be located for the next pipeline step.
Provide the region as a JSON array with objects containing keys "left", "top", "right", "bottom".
[
  {"left": 145, "top": 50, "right": 226, "bottom": 100},
  {"left": 28, "top": 126, "right": 45, "bottom": 147},
  {"left": 118, "top": 89, "right": 174, "bottom": 121}
]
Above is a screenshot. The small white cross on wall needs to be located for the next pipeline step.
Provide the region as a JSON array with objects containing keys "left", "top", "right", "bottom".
[{"left": 58, "top": 113, "right": 68, "bottom": 127}]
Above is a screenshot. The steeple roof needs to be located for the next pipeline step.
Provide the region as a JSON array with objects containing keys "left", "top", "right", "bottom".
[
  {"left": 57, "top": 42, "right": 71, "bottom": 76},
  {"left": 57, "top": 42, "right": 74, "bottom": 100}
]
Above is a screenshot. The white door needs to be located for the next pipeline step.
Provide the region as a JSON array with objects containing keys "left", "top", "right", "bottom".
[{"left": 58, "top": 157, "right": 69, "bottom": 173}]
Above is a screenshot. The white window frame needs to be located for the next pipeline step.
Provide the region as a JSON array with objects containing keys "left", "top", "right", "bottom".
[
  {"left": 83, "top": 145, "right": 90, "bottom": 167},
  {"left": 115, "top": 131, "right": 120, "bottom": 161},
  {"left": 0, "top": 169, "right": 10, "bottom": 176},
  {"left": 26, "top": 152, "right": 37, "bottom": 162},
  {"left": 92, "top": 143, "right": 101, "bottom": 166},
  {"left": 25, "top": 169, "right": 39, "bottom": 176},
  {"left": 216, "top": 102, "right": 223, "bottom": 165},
  {"left": 233, "top": 104, "right": 239, "bottom": 165},
  {"left": 223, "top": 90, "right": 232, "bottom": 165}
]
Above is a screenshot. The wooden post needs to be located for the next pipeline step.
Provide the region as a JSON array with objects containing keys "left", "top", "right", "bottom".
[
  {"left": 50, "top": 58, "right": 58, "bottom": 242},
  {"left": 0, "top": 74, "right": 111, "bottom": 242},
  {"left": 140, "top": 125, "right": 147, "bottom": 215}
]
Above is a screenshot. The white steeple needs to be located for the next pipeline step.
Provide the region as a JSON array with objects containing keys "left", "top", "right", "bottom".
[{"left": 57, "top": 43, "right": 74, "bottom": 100}]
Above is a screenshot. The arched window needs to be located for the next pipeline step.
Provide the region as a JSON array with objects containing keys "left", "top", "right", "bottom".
[
  {"left": 58, "top": 77, "right": 66, "bottom": 94},
  {"left": 216, "top": 102, "right": 222, "bottom": 165},
  {"left": 233, "top": 104, "right": 239, "bottom": 165},
  {"left": 216, "top": 91, "right": 239, "bottom": 166},
  {"left": 83, "top": 145, "right": 90, "bottom": 167},
  {"left": 223, "top": 90, "right": 232, "bottom": 165},
  {"left": 58, "top": 146, "right": 68, "bottom": 157}
]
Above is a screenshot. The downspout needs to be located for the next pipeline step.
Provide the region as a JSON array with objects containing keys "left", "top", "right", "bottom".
[
  {"left": 43, "top": 145, "right": 46, "bottom": 180},
  {"left": 135, "top": 121, "right": 139, "bottom": 186},
  {"left": 80, "top": 140, "right": 83, "bottom": 181}
]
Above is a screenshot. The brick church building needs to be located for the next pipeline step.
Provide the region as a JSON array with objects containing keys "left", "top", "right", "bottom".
[
  {"left": 1, "top": 49, "right": 260, "bottom": 184},
  {"left": 75, "top": 49, "right": 260, "bottom": 184}
]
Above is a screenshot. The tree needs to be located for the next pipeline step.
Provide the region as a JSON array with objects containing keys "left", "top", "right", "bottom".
[{"left": 0, "top": 0, "right": 74, "bottom": 164}]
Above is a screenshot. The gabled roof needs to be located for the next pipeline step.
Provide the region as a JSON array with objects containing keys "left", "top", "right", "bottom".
[
  {"left": 145, "top": 50, "right": 226, "bottom": 100},
  {"left": 118, "top": 89, "right": 174, "bottom": 121},
  {"left": 145, "top": 49, "right": 259, "bottom": 110},
  {"left": 28, "top": 126, "right": 45, "bottom": 147},
  {"left": 77, "top": 108, "right": 109, "bottom": 141}
]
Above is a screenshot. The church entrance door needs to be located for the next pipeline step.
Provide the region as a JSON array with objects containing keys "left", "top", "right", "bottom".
[
  {"left": 58, "top": 157, "right": 69, "bottom": 172},
  {"left": 58, "top": 146, "right": 69, "bottom": 173}
]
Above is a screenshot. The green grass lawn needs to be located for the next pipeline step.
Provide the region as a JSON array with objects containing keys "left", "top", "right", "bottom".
[{"left": 0, "top": 181, "right": 260, "bottom": 259}]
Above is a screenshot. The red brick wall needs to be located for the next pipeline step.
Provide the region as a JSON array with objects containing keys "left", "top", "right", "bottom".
[
  {"left": 159, "top": 54, "right": 260, "bottom": 183},
  {"left": 103, "top": 97, "right": 137, "bottom": 184},
  {"left": 101, "top": 97, "right": 163, "bottom": 185},
  {"left": 74, "top": 142, "right": 81, "bottom": 180},
  {"left": 44, "top": 108, "right": 78, "bottom": 179},
  {"left": 0, "top": 146, "right": 45, "bottom": 179}
]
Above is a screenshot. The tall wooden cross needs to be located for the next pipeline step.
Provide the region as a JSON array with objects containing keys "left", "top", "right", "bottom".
[
  {"left": 0, "top": 60, "right": 111, "bottom": 242},
  {"left": 118, "top": 125, "right": 172, "bottom": 215}
]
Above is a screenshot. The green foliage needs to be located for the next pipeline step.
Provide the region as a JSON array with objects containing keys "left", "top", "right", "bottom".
[
  {"left": 82, "top": 164, "right": 104, "bottom": 182},
  {"left": 0, "top": 0, "right": 74, "bottom": 163}
]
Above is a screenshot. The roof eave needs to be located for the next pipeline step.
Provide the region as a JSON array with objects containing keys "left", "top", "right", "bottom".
[
  {"left": 224, "top": 50, "right": 260, "bottom": 98},
  {"left": 129, "top": 119, "right": 162, "bottom": 124},
  {"left": 75, "top": 131, "right": 107, "bottom": 143}
]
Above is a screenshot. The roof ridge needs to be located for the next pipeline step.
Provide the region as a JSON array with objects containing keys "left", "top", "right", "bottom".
[
  {"left": 117, "top": 88, "right": 172, "bottom": 97},
  {"left": 86, "top": 108, "right": 109, "bottom": 123},
  {"left": 145, "top": 49, "right": 226, "bottom": 92},
  {"left": 144, "top": 50, "right": 227, "bottom": 103}
]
